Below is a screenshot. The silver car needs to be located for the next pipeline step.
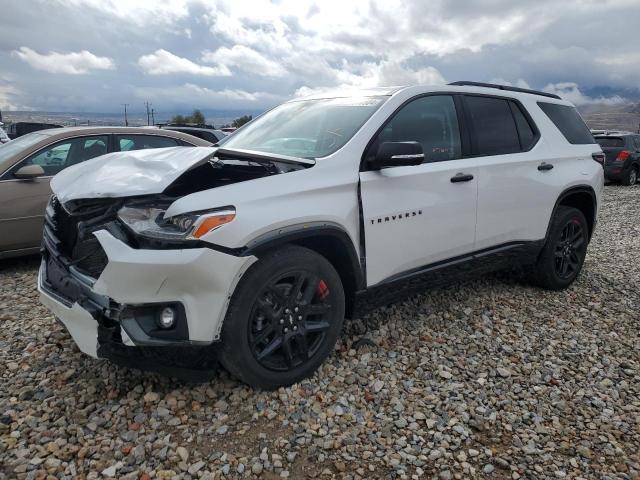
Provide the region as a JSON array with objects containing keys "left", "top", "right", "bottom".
[{"left": 0, "top": 126, "right": 211, "bottom": 259}]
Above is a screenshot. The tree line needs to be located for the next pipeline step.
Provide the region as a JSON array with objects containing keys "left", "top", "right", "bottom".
[{"left": 170, "top": 109, "right": 252, "bottom": 129}]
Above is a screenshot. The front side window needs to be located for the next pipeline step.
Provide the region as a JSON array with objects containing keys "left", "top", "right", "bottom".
[
  {"left": 465, "top": 96, "right": 521, "bottom": 156},
  {"left": 116, "top": 135, "right": 180, "bottom": 151},
  {"left": 538, "top": 102, "right": 595, "bottom": 145},
  {"left": 9, "top": 135, "right": 108, "bottom": 177},
  {"left": 221, "top": 96, "right": 386, "bottom": 158},
  {"left": 366, "top": 95, "right": 462, "bottom": 164}
]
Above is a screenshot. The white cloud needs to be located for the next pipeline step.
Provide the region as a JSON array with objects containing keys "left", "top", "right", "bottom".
[
  {"left": 543, "top": 82, "right": 626, "bottom": 106},
  {"left": 134, "top": 83, "right": 281, "bottom": 108},
  {"left": 63, "top": 0, "right": 191, "bottom": 25},
  {"left": 12, "top": 47, "right": 114, "bottom": 74},
  {"left": 138, "top": 49, "right": 231, "bottom": 76},
  {"left": 202, "top": 45, "right": 287, "bottom": 78},
  {"left": 0, "top": 84, "right": 28, "bottom": 111},
  {"left": 2, "top": 0, "right": 639, "bottom": 111}
]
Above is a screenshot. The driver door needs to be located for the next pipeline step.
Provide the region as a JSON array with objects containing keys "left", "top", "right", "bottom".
[{"left": 359, "top": 95, "right": 478, "bottom": 286}]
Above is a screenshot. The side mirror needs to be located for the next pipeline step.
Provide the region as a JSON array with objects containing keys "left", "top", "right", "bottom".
[
  {"left": 369, "top": 141, "right": 424, "bottom": 170},
  {"left": 14, "top": 164, "right": 45, "bottom": 180}
]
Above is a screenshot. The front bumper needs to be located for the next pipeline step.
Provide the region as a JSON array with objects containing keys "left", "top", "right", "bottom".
[{"left": 39, "top": 228, "right": 256, "bottom": 359}]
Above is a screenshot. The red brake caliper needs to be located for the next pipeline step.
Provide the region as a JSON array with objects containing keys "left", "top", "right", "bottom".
[{"left": 316, "top": 279, "right": 330, "bottom": 300}]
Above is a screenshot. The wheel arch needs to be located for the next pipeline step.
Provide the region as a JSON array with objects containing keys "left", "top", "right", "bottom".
[
  {"left": 548, "top": 186, "right": 597, "bottom": 240},
  {"left": 242, "top": 222, "right": 365, "bottom": 318}
]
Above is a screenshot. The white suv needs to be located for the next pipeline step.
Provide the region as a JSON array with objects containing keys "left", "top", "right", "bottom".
[{"left": 39, "top": 82, "right": 604, "bottom": 389}]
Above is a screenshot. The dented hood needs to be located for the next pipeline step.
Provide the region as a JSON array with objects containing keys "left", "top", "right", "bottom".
[{"left": 51, "top": 146, "right": 217, "bottom": 203}]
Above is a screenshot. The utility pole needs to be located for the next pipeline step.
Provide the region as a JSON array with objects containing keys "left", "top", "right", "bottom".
[
  {"left": 122, "top": 103, "right": 129, "bottom": 126},
  {"left": 151, "top": 108, "right": 155, "bottom": 125},
  {"left": 145, "top": 102, "right": 152, "bottom": 126}
]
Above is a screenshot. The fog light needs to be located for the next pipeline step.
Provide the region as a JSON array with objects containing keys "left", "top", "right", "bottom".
[{"left": 158, "top": 307, "right": 176, "bottom": 329}]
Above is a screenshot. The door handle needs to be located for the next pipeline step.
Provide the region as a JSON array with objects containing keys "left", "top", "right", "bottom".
[
  {"left": 450, "top": 173, "right": 474, "bottom": 183},
  {"left": 538, "top": 163, "right": 554, "bottom": 171}
]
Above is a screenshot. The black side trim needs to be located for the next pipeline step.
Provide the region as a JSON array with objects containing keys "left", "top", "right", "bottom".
[
  {"left": 375, "top": 240, "right": 544, "bottom": 286},
  {"left": 352, "top": 240, "right": 545, "bottom": 318},
  {"left": 242, "top": 222, "right": 365, "bottom": 290},
  {"left": 449, "top": 81, "right": 561, "bottom": 100}
]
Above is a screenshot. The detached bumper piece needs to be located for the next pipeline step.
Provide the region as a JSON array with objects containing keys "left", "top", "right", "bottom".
[{"left": 40, "top": 228, "right": 219, "bottom": 380}]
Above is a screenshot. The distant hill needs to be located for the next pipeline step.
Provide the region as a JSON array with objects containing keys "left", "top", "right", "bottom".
[
  {"left": 1, "top": 109, "right": 263, "bottom": 128},
  {"left": 580, "top": 102, "right": 640, "bottom": 133}
]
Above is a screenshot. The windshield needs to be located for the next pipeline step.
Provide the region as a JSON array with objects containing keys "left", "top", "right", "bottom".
[
  {"left": 221, "top": 96, "right": 386, "bottom": 158},
  {"left": 595, "top": 137, "right": 625, "bottom": 148},
  {"left": 0, "top": 132, "right": 49, "bottom": 163}
]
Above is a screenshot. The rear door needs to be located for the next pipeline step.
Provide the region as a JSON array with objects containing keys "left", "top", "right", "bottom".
[
  {"left": 114, "top": 134, "right": 181, "bottom": 152},
  {"left": 359, "top": 94, "right": 478, "bottom": 285},
  {"left": 466, "top": 95, "right": 557, "bottom": 249}
]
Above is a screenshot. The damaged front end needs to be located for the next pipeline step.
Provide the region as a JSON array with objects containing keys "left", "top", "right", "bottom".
[{"left": 39, "top": 147, "right": 310, "bottom": 377}]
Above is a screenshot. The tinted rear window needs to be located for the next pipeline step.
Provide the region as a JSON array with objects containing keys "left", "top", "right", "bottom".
[
  {"left": 538, "top": 102, "right": 595, "bottom": 144},
  {"left": 465, "top": 96, "right": 521, "bottom": 156},
  {"left": 595, "top": 137, "right": 625, "bottom": 148}
]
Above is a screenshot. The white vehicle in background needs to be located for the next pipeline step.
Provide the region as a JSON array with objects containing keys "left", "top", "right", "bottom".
[{"left": 39, "top": 82, "right": 604, "bottom": 389}]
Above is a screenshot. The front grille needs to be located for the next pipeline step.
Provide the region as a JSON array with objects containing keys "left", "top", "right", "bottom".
[{"left": 45, "top": 196, "right": 119, "bottom": 278}]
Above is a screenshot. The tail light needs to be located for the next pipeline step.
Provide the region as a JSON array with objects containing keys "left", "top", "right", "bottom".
[
  {"left": 592, "top": 152, "right": 605, "bottom": 166},
  {"left": 616, "top": 150, "right": 630, "bottom": 162}
]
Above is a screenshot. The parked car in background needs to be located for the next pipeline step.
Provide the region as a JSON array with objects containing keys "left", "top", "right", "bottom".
[
  {"left": 220, "top": 127, "right": 237, "bottom": 133},
  {"left": 38, "top": 82, "right": 603, "bottom": 389},
  {"left": 594, "top": 132, "right": 640, "bottom": 185},
  {"left": 0, "top": 126, "right": 211, "bottom": 259},
  {"left": 160, "top": 124, "right": 228, "bottom": 144},
  {"left": 6, "top": 122, "right": 62, "bottom": 139},
  {"left": 0, "top": 125, "right": 9, "bottom": 144}
]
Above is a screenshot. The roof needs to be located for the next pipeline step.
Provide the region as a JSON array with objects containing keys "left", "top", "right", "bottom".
[
  {"left": 28, "top": 126, "right": 213, "bottom": 145},
  {"left": 291, "top": 83, "right": 572, "bottom": 105},
  {"left": 292, "top": 86, "right": 406, "bottom": 101},
  {"left": 593, "top": 130, "right": 636, "bottom": 136}
]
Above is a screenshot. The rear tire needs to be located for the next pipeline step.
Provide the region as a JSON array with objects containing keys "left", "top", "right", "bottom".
[
  {"left": 622, "top": 165, "right": 638, "bottom": 186},
  {"left": 219, "top": 245, "right": 345, "bottom": 390},
  {"left": 527, "top": 206, "right": 589, "bottom": 290}
]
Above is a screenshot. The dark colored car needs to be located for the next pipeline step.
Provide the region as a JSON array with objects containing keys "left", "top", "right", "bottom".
[
  {"left": 160, "top": 124, "right": 227, "bottom": 144},
  {"left": 594, "top": 133, "right": 640, "bottom": 185},
  {"left": 7, "top": 122, "right": 62, "bottom": 139}
]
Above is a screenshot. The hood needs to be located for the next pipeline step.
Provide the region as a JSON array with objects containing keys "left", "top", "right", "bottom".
[{"left": 51, "top": 146, "right": 218, "bottom": 204}]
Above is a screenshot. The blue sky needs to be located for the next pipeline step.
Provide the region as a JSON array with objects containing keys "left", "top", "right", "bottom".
[{"left": 1, "top": 0, "right": 639, "bottom": 113}]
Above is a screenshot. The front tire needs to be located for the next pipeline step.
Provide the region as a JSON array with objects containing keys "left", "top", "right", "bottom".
[
  {"left": 528, "top": 206, "right": 589, "bottom": 290},
  {"left": 219, "top": 245, "right": 345, "bottom": 389}
]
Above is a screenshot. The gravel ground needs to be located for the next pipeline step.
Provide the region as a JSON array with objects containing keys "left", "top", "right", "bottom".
[{"left": 1, "top": 185, "right": 639, "bottom": 480}]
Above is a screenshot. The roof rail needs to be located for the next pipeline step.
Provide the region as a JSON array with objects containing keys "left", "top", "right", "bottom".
[{"left": 448, "top": 81, "right": 562, "bottom": 100}]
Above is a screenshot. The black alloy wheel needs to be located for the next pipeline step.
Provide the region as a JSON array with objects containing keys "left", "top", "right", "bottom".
[
  {"left": 219, "top": 245, "right": 345, "bottom": 389},
  {"left": 553, "top": 218, "right": 586, "bottom": 280},
  {"left": 249, "top": 271, "right": 333, "bottom": 371},
  {"left": 527, "top": 206, "right": 589, "bottom": 290}
]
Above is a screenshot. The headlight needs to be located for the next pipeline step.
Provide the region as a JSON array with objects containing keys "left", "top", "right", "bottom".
[{"left": 117, "top": 204, "right": 235, "bottom": 240}]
